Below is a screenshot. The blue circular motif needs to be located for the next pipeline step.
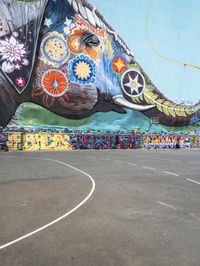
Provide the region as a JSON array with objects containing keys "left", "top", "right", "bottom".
[{"left": 67, "top": 54, "right": 96, "bottom": 85}]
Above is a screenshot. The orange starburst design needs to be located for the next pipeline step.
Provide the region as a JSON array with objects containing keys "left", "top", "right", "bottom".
[
  {"left": 112, "top": 57, "right": 127, "bottom": 74},
  {"left": 67, "top": 34, "right": 84, "bottom": 54}
]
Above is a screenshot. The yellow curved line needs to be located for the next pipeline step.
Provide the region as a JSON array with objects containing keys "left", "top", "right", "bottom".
[{"left": 146, "top": 0, "right": 200, "bottom": 71}]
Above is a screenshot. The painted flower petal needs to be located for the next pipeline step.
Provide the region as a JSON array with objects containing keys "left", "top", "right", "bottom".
[
  {"left": 17, "top": 44, "right": 25, "bottom": 49},
  {"left": 9, "top": 56, "right": 16, "bottom": 63},
  {"left": 2, "top": 61, "right": 15, "bottom": 73},
  {"left": 20, "top": 50, "right": 27, "bottom": 55},
  {"left": 0, "top": 40, "right": 9, "bottom": 46},
  {"left": 1, "top": 54, "right": 9, "bottom": 60},
  {"left": 15, "top": 55, "right": 22, "bottom": 61},
  {"left": 9, "top": 35, "right": 17, "bottom": 46},
  {"left": 0, "top": 46, "right": 6, "bottom": 52},
  {"left": 43, "top": 95, "right": 55, "bottom": 108},
  {"left": 32, "top": 86, "right": 44, "bottom": 97}
]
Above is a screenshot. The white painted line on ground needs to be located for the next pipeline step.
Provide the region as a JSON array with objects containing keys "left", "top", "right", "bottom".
[
  {"left": 190, "top": 162, "right": 200, "bottom": 165},
  {"left": 189, "top": 213, "right": 200, "bottom": 220},
  {"left": 186, "top": 178, "right": 200, "bottom": 185},
  {"left": 101, "top": 158, "right": 110, "bottom": 161},
  {"left": 126, "top": 162, "right": 137, "bottom": 166},
  {"left": 0, "top": 156, "right": 95, "bottom": 251},
  {"left": 163, "top": 171, "right": 179, "bottom": 177},
  {"left": 113, "top": 160, "right": 123, "bottom": 163},
  {"left": 142, "top": 166, "right": 157, "bottom": 171},
  {"left": 157, "top": 201, "right": 177, "bottom": 210}
]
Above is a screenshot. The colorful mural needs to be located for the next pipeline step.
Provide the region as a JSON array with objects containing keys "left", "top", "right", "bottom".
[
  {"left": 0, "top": 132, "right": 8, "bottom": 150},
  {"left": 7, "top": 132, "right": 23, "bottom": 150},
  {"left": 6, "top": 132, "right": 72, "bottom": 151},
  {"left": 23, "top": 133, "right": 72, "bottom": 151},
  {"left": 0, "top": 0, "right": 199, "bottom": 129},
  {"left": 69, "top": 132, "right": 142, "bottom": 149},
  {"left": 3, "top": 131, "right": 199, "bottom": 151},
  {"left": 143, "top": 134, "right": 192, "bottom": 149}
]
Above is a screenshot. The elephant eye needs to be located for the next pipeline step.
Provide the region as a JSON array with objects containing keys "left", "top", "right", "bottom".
[{"left": 80, "top": 31, "right": 100, "bottom": 48}]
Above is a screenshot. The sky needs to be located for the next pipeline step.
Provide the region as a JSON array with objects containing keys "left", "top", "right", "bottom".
[{"left": 92, "top": 0, "right": 200, "bottom": 102}]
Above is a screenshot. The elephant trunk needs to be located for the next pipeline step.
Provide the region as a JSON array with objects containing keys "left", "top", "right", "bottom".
[
  {"left": 140, "top": 69, "right": 200, "bottom": 127},
  {"left": 115, "top": 57, "right": 200, "bottom": 127}
]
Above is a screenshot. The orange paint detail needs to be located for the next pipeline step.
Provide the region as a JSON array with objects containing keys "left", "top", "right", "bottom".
[
  {"left": 85, "top": 47, "right": 100, "bottom": 60},
  {"left": 68, "top": 30, "right": 100, "bottom": 60},
  {"left": 67, "top": 35, "right": 84, "bottom": 53},
  {"left": 75, "top": 15, "right": 105, "bottom": 37},
  {"left": 42, "top": 70, "right": 68, "bottom": 96},
  {"left": 112, "top": 57, "right": 127, "bottom": 74}
]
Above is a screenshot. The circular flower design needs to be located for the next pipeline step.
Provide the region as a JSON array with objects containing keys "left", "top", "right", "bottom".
[
  {"left": 0, "top": 35, "right": 27, "bottom": 64},
  {"left": 121, "top": 69, "right": 145, "bottom": 97},
  {"left": 67, "top": 54, "right": 96, "bottom": 85},
  {"left": 41, "top": 35, "right": 69, "bottom": 64},
  {"left": 42, "top": 69, "right": 68, "bottom": 97}
]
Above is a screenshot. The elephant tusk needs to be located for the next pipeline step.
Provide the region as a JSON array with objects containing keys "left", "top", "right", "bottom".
[{"left": 113, "top": 95, "right": 155, "bottom": 111}]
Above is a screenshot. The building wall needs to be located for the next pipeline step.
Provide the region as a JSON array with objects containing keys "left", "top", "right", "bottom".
[
  {"left": 7, "top": 132, "right": 23, "bottom": 151},
  {"left": 7, "top": 133, "right": 72, "bottom": 151}
]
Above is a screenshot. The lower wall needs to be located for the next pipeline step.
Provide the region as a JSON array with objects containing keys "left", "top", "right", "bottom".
[
  {"left": 7, "top": 133, "right": 72, "bottom": 151},
  {"left": 69, "top": 134, "right": 142, "bottom": 149},
  {"left": 4, "top": 132, "right": 200, "bottom": 151}
]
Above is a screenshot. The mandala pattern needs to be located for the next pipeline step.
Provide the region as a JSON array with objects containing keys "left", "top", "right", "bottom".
[
  {"left": 41, "top": 69, "right": 68, "bottom": 97},
  {"left": 41, "top": 34, "right": 69, "bottom": 65},
  {"left": 67, "top": 54, "right": 96, "bottom": 85},
  {"left": 121, "top": 69, "right": 145, "bottom": 97},
  {"left": 0, "top": 35, "right": 28, "bottom": 74}
]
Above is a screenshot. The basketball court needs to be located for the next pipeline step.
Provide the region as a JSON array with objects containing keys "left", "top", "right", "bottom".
[{"left": 0, "top": 149, "right": 200, "bottom": 266}]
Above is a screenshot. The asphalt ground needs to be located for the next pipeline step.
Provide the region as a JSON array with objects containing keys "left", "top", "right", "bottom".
[{"left": 0, "top": 149, "right": 200, "bottom": 266}]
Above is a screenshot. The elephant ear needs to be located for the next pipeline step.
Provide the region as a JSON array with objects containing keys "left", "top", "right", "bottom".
[{"left": 0, "top": 0, "right": 48, "bottom": 94}]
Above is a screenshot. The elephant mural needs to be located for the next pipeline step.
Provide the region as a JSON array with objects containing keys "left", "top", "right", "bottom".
[{"left": 0, "top": 0, "right": 199, "bottom": 128}]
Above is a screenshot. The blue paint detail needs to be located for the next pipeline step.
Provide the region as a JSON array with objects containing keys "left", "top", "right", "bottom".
[
  {"left": 45, "top": 0, "right": 75, "bottom": 33},
  {"left": 52, "top": 80, "right": 58, "bottom": 89},
  {"left": 69, "top": 134, "right": 142, "bottom": 150},
  {"left": 190, "top": 108, "right": 200, "bottom": 124},
  {"left": 67, "top": 54, "right": 96, "bottom": 85},
  {"left": 96, "top": 52, "right": 123, "bottom": 97},
  {"left": 112, "top": 40, "right": 125, "bottom": 54}
]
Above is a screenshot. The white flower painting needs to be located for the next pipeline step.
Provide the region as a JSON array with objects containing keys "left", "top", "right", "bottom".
[
  {"left": 0, "top": 35, "right": 29, "bottom": 73},
  {"left": 63, "top": 18, "right": 75, "bottom": 36}
]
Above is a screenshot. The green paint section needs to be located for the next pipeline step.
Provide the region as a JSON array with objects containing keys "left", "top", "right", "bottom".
[{"left": 11, "top": 103, "right": 199, "bottom": 133}]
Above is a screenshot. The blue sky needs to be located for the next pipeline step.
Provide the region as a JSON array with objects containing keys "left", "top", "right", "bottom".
[{"left": 92, "top": 0, "right": 200, "bottom": 102}]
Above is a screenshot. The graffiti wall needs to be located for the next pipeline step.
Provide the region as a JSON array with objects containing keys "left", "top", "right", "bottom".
[
  {"left": 4, "top": 131, "right": 199, "bottom": 151},
  {"left": 23, "top": 133, "right": 72, "bottom": 151},
  {"left": 7, "top": 132, "right": 23, "bottom": 150},
  {"left": 0, "top": 0, "right": 199, "bottom": 130},
  {"left": 0, "top": 132, "right": 8, "bottom": 150},
  {"left": 143, "top": 134, "right": 194, "bottom": 149},
  {"left": 7, "top": 132, "right": 72, "bottom": 151},
  {"left": 69, "top": 132, "right": 142, "bottom": 149}
]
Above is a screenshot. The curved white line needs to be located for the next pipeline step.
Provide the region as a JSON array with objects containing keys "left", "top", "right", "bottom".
[{"left": 0, "top": 156, "right": 95, "bottom": 250}]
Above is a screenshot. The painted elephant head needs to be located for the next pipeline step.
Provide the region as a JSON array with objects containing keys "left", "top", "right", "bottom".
[{"left": 0, "top": 0, "right": 199, "bottom": 127}]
